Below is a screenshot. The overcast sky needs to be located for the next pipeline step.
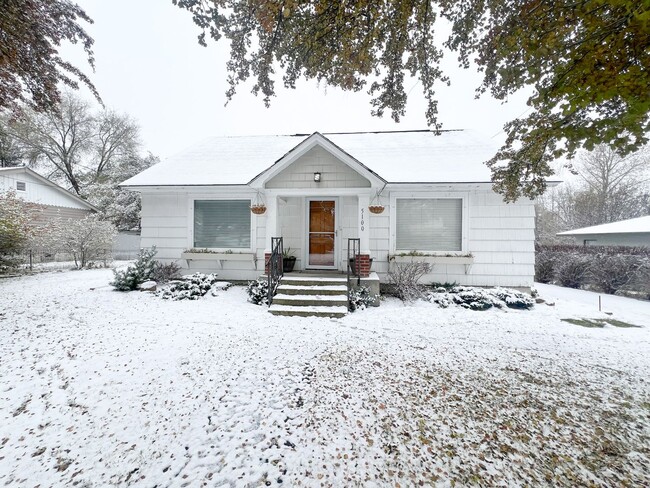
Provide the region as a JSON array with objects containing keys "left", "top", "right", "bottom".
[{"left": 63, "top": 0, "right": 533, "bottom": 160}]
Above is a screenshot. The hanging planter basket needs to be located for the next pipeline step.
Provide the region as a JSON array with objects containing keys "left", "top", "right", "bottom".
[
  {"left": 368, "top": 204, "right": 385, "bottom": 214},
  {"left": 250, "top": 204, "right": 267, "bottom": 215}
]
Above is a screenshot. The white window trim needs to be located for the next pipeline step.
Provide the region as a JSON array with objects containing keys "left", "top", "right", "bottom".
[
  {"left": 390, "top": 191, "right": 469, "bottom": 254},
  {"left": 16, "top": 181, "right": 26, "bottom": 192},
  {"left": 188, "top": 196, "right": 256, "bottom": 252}
]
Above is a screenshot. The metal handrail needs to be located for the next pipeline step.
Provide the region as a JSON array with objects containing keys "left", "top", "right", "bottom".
[
  {"left": 347, "top": 238, "right": 361, "bottom": 310},
  {"left": 266, "top": 237, "right": 283, "bottom": 305}
]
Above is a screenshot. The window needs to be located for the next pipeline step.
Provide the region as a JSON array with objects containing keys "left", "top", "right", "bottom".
[
  {"left": 193, "top": 200, "right": 251, "bottom": 249},
  {"left": 16, "top": 181, "right": 26, "bottom": 191},
  {"left": 396, "top": 198, "right": 462, "bottom": 251}
]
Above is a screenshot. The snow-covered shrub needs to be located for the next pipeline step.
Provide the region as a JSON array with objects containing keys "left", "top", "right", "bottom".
[
  {"left": 388, "top": 261, "right": 432, "bottom": 302},
  {"left": 150, "top": 260, "right": 181, "bottom": 283},
  {"left": 0, "top": 190, "right": 43, "bottom": 271},
  {"left": 555, "top": 256, "right": 589, "bottom": 289},
  {"left": 534, "top": 250, "right": 556, "bottom": 283},
  {"left": 491, "top": 287, "right": 535, "bottom": 309},
  {"left": 158, "top": 273, "right": 220, "bottom": 300},
  {"left": 47, "top": 214, "right": 117, "bottom": 268},
  {"left": 111, "top": 247, "right": 157, "bottom": 291},
  {"left": 427, "top": 286, "right": 534, "bottom": 311},
  {"left": 246, "top": 279, "right": 269, "bottom": 305},
  {"left": 589, "top": 254, "right": 647, "bottom": 295},
  {"left": 348, "top": 286, "right": 377, "bottom": 312}
]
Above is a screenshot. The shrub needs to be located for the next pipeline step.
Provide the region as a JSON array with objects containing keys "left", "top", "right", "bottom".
[
  {"left": 555, "top": 256, "right": 590, "bottom": 288},
  {"left": 158, "top": 273, "right": 220, "bottom": 300},
  {"left": 151, "top": 260, "right": 182, "bottom": 283},
  {"left": 111, "top": 247, "right": 157, "bottom": 291},
  {"left": 246, "top": 278, "right": 269, "bottom": 305},
  {"left": 589, "top": 254, "right": 647, "bottom": 295},
  {"left": 47, "top": 214, "right": 117, "bottom": 268},
  {"left": 388, "top": 261, "right": 432, "bottom": 302},
  {"left": 0, "top": 190, "right": 43, "bottom": 271},
  {"left": 534, "top": 250, "right": 556, "bottom": 283},
  {"left": 348, "top": 286, "right": 378, "bottom": 312},
  {"left": 427, "top": 286, "right": 534, "bottom": 311}
]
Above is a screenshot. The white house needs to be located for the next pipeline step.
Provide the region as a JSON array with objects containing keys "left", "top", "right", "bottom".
[
  {"left": 0, "top": 166, "right": 97, "bottom": 219},
  {"left": 557, "top": 216, "right": 650, "bottom": 247},
  {"left": 122, "top": 130, "right": 541, "bottom": 293}
]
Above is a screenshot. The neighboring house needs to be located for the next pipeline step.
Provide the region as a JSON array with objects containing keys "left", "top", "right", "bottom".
[
  {"left": 0, "top": 166, "right": 97, "bottom": 220},
  {"left": 557, "top": 216, "right": 650, "bottom": 247},
  {"left": 122, "top": 130, "right": 549, "bottom": 290}
]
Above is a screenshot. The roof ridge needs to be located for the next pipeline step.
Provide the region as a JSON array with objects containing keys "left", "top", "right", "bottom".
[{"left": 201, "top": 129, "right": 465, "bottom": 139}]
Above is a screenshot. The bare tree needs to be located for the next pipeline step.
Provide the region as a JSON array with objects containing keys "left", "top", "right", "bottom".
[
  {"left": 12, "top": 93, "right": 94, "bottom": 194},
  {"left": 536, "top": 145, "right": 650, "bottom": 243},
  {"left": 576, "top": 145, "right": 649, "bottom": 224},
  {"left": 9, "top": 93, "right": 141, "bottom": 194},
  {"left": 94, "top": 110, "right": 140, "bottom": 178},
  {"left": 0, "top": 115, "right": 25, "bottom": 167}
]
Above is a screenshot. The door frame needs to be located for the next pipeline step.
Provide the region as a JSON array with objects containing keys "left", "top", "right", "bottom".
[{"left": 304, "top": 197, "right": 339, "bottom": 270}]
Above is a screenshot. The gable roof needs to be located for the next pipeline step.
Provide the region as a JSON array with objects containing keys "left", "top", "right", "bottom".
[
  {"left": 0, "top": 167, "right": 98, "bottom": 211},
  {"left": 557, "top": 216, "right": 650, "bottom": 236},
  {"left": 121, "top": 130, "right": 502, "bottom": 187}
]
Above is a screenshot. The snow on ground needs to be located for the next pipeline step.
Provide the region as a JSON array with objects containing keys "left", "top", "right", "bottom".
[{"left": 0, "top": 270, "right": 649, "bottom": 487}]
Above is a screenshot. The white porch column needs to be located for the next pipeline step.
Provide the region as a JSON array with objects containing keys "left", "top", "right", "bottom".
[
  {"left": 265, "top": 194, "right": 279, "bottom": 252},
  {"left": 357, "top": 194, "right": 371, "bottom": 253}
]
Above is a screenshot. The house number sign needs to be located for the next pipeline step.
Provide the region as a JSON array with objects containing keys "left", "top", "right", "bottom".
[{"left": 360, "top": 207, "right": 365, "bottom": 231}]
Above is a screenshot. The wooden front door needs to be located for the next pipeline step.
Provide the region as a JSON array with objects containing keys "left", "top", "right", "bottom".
[{"left": 308, "top": 200, "right": 336, "bottom": 268}]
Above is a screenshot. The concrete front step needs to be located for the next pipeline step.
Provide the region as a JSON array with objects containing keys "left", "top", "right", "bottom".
[
  {"left": 276, "top": 284, "right": 348, "bottom": 296},
  {"left": 268, "top": 304, "right": 348, "bottom": 318},
  {"left": 272, "top": 293, "right": 348, "bottom": 307},
  {"left": 280, "top": 276, "right": 348, "bottom": 287}
]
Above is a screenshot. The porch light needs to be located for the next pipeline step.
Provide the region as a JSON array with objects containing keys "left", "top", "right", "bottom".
[{"left": 314, "top": 172, "right": 321, "bottom": 182}]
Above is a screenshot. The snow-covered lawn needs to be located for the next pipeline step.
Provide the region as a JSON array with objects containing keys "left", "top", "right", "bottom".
[{"left": 1, "top": 270, "right": 649, "bottom": 487}]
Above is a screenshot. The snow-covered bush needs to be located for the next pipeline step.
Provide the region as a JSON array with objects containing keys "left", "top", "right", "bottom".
[
  {"left": 388, "top": 261, "right": 432, "bottom": 302},
  {"left": 534, "top": 250, "right": 556, "bottom": 283},
  {"left": 48, "top": 214, "right": 117, "bottom": 268},
  {"left": 589, "top": 254, "right": 647, "bottom": 295},
  {"left": 555, "top": 256, "right": 590, "bottom": 289},
  {"left": 158, "top": 273, "right": 220, "bottom": 300},
  {"left": 0, "top": 190, "right": 43, "bottom": 271},
  {"left": 150, "top": 260, "right": 182, "bottom": 283},
  {"left": 111, "top": 247, "right": 157, "bottom": 291},
  {"left": 428, "top": 286, "right": 534, "bottom": 311},
  {"left": 246, "top": 279, "right": 269, "bottom": 305},
  {"left": 348, "top": 286, "right": 378, "bottom": 312}
]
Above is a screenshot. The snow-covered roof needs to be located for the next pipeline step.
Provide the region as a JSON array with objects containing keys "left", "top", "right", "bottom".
[
  {"left": 121, "top": 130, "right": 501, "bottom": 187},
  {"left": 557, "top": 216, "right": 650, "bottom": 236},
  {"left": 0, "top": 167, "right": 98, "bottom": 211}
]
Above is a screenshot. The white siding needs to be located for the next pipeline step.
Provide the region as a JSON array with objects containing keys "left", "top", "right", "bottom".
[
  {"left": 266, "top": 146, "right": 371, "bottom": 189},
  {"left": 278, "top": 197, "right": 304, "bottom": 269},
  {"left": 140, "top": 191, "right": 264, "bottom": 280},
  {"left": 377, "top": 188, "right": 535, "bottom": 288},
  {"left": 0, "top": 171, "right": 90, "bottom": 209},
  {"left": 575, "top": 233, "right": 650, "bottom": 247}
]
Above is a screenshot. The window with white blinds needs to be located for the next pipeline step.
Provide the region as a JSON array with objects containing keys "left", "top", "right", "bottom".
[
  {"left": 396, "top": 198, "right": 462, "bottom": 251},
  {"left": 194, "top": 200, "right": 251, "bottom": 249}
]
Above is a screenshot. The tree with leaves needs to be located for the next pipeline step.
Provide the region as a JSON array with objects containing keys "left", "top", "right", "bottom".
[
  {"left": 175, "top": 0, "right": 650, "bottom": 201},
  {"left": 0, "top": 0, "right": 99, "bottom": 114}
]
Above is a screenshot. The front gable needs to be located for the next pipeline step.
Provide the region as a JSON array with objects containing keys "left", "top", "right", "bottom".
[
  {"left": 249, "top": 132, "right": 385, "bottom": 189},
  {"left": 265, "top": 145, "right": 371, "bottom": 189}
]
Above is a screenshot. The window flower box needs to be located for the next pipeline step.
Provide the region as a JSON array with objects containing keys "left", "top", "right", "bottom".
[
  {"left": 181, "top": 251, "right": 257, "bottom": 269},
  {"left": 388, "top": 253, "right": 474, "bottom": 273}
]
